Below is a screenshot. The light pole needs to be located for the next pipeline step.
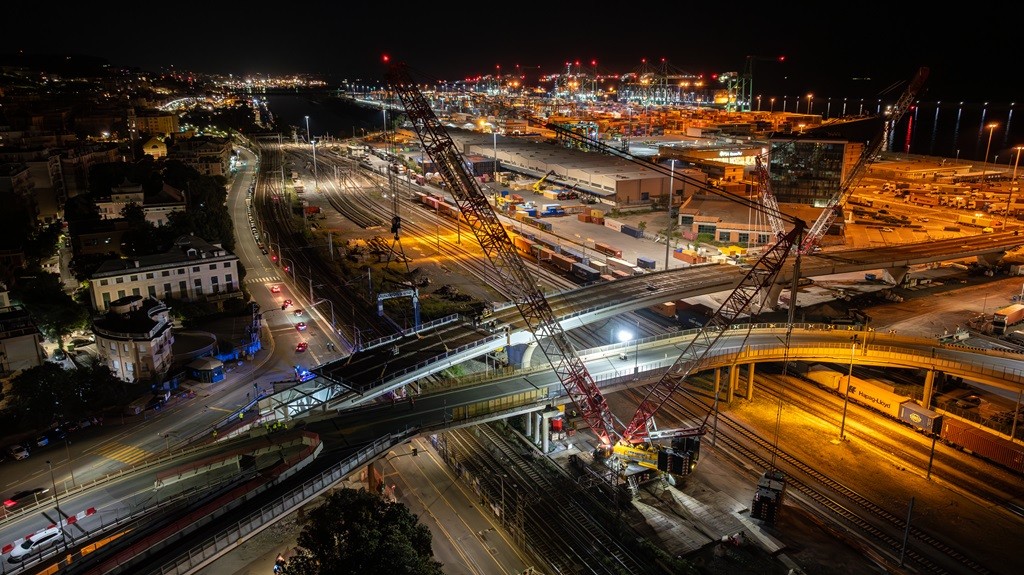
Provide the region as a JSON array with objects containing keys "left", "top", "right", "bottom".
[
  {"left": 769, "top": 97, "right": 775, "bottom": 113},
  {"left": 756, "top": 95, "right": 761, "bottom": 111},
  {"left": 807, "top": 93, "right": 813, "bottom": 115},
  {"left": 664, "top": 159, "right": 677, "bottom": 271},
  {"left": 64, "top": 437, "right": 75, "bottom": 487},
  {"left": 46, "top": 460, "right": 72, "bottom": 550},
  {"left": 983, "top": 122, "right": 998, "bottom": 188},
  {"left": 1008, "top": 145, "right": 1024, "bottom": 223},
  {"left": 839, "top": 335, "right": 859, "bottom": 439},
  {"left": 305, "top": 116, "right": 318, "bottom": 193},
  {"left": 492, "top": 130, "right": 498, "bottom": 185},
  {"left": 312, "top": 298, "right": 336, "bottom": 333},
  {"left": 633, "top": 320, "right": 640, "bottom": 376},
  {"left": 280, "top": 257, "right": 295, "bottom": 281}
]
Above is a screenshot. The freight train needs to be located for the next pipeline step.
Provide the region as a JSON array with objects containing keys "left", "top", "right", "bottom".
[{"left": 802, "top": 365, "right": 1023, "bottom": 474}]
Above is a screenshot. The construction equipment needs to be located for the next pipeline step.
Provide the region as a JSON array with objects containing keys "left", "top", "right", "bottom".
[
  {"left": 386, "top": 60, "right": 618, "bottom": 448},
  {"left": 389, "top": 60, "right": 804, "bottom": 483},
  {"left": 754, "top": 154, "right": 787, "bottom": 242},
  {"left": 532, "top": 170, "right": 555, "bottom": 193},
  {"left": 799, "top": 67, "right": 929, "bottom": 254}
]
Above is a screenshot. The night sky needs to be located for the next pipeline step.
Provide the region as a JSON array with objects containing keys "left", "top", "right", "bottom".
[{"left": 1, "top": 5, "right": 1014, "bottom": 103}]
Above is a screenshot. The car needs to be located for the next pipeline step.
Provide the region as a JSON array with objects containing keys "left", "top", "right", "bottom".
[
  {"left": 283, "top": 299, "right": 292, "bottom": 307},
  {"left": 295, "top": 342, "right": 308, "bottom": 353},
  {"left": 296, "top": 322, "right": 307, "bottom": 331},
  {"left": 270, "top": 285, "right": 282, "bottom": 293},
  {"left": 261, "top": 248, "right": 269, "bottom": 255},
  {"left": 5, "top": 445, "right": 30, "bottom": 461},
  {"left": 881, "top": 227, "right": 894, "bottom": 232},
  {"left": 4, "top": 487, "right": 50, "bottom": 508},
  {"left": 294, "top": 309, "right": 304, "bottom": 316},
  {"left": 34, "top": 435, "right": 49, "bottom": 448},
  {"left": 7, "top": 526, "right": 62, "bottom": 563},
  {"left": 918, "top": 217, "right": 930, "bottom": 222},
  {"left": 953, "top": 394, "right": 982, "bottom": 409}
]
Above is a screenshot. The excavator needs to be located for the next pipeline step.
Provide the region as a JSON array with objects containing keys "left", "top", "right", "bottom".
[{"left": 532, "top": 169, "right": 555, "bottom": 193}]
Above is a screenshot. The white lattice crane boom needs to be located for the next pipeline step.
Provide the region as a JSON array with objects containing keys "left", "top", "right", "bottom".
[{"left": 800, "top": 67, "right": 929, "bottom": 254}]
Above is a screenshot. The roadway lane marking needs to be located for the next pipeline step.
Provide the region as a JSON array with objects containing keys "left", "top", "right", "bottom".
[{"left": 91, "top": 442, "right": 152, "bottom": 465}]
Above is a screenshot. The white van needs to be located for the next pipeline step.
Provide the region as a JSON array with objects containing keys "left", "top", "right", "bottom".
[{"left": 8, "top": 527, "right": 62, "bottom": 563}]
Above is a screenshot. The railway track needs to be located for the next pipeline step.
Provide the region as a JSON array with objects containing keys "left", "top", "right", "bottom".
[
  {"left": 624, "top": 381, "right": 995, "bottom": 575},
  {"left": 443, "top": 423, "right": 659, "bottom": 575}
]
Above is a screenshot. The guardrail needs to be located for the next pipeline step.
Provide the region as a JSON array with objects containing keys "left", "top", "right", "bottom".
[
  {"left": 358, "top": 314, "right": 461, "bottom": 351},
  {"left": 153, "top": 429, "right": 414, "bottom": 575}
]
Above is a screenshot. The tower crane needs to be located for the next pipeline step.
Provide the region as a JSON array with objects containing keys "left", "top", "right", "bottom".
[
  {"left": 388, "top": 59, "right": 803, "bottom": 481},
  {"left": 799, "top": 67, "right": 929, "bottom": 254}
]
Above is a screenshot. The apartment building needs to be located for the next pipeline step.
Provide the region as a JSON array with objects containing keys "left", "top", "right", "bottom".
[
  {"left": 92, "top": 295, "right": 173, "bottom": 383},
  {"left": 88, "top": 235, "right": 240, "bottom": 311}
]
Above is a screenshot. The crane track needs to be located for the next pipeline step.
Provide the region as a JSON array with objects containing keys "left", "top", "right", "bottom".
[{"left": 636, "top": 385, "right": 991, "bottom": 574}]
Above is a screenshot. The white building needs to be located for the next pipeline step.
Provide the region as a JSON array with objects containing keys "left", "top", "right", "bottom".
[
  {"left": 95, "top": 180, "right": 187, "bottom": 227},
  {"left": 88, "top": 235, "right": 241, "bottom": 311},
  {"left": 92, "top": 295, "right": 174, "bottom": 384}
]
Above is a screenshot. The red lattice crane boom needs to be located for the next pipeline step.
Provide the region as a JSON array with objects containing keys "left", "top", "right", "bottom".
[{"left": 385, "top": 60, "right": 618, "bottom": 447}]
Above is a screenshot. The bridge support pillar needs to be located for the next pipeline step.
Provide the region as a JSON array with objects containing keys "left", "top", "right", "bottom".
[
  {"left": 764, "top": 282, "right": 785, "bottom": 311},
  {"left": 714, "top": 368, "right": 723, "bottom": 404},
  {"left": 746, "top": 362, "right": 756, "bottom": 400},
  {"left": 882, "top": 266, "right": 911, "bottom": 286},
  {"left": 923, "top": 369, "right": 937, "bottom": 409},
  {"left": 727, "top": 365, "right": 738, "bottom": 403},
  {"left": 541, "top": 409, "right": 557, "bottom": 453},
  {"left": 533, "top": 412, "right": 542, "bottom": 443}
]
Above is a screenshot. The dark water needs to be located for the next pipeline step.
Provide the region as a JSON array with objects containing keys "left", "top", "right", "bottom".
[
  {"left": 264, "top": 93, "right": 384, "bottom": 142},
  {"left": 265, "top": 93, "right": 1021, "bottom": 165}
]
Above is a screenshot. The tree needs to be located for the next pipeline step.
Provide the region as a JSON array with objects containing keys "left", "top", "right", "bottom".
[
  {"left": 282, "top": 488, "right": 443, "bottom": 575},
  {"left": 12, "top": 273, "right": 91, "bottom": 348}
]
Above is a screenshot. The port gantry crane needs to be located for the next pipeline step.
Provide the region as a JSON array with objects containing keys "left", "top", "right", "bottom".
[{"left": 799, "top": 66, "right": 929, "bottom": 255}]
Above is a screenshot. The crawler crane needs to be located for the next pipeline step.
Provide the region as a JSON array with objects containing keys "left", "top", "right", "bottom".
[{"left": 386, "top": 58, "right": 803, "bottom": 484}]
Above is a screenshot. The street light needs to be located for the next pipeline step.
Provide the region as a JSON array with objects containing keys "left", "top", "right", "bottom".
[
  {"left": 983, "top": 122, "right": 998, "bottom": 189},
  {"left": 664, "top": 159, "right": 677, "bottom": 271},
  {"left": 769, "top": 97, "right": 775, "bottom": 113},
  {"left": 839, "top": 335, "right": 859, "bottom": 439},
  {"left": 46, "top": 460, "right": 72, "bottom": 551},
  {"left": 1007, "top": 145, "right": 1024, "bottom": 226},
  {"left": 807, "top": 93, "right": 813, "bottom": 115}
]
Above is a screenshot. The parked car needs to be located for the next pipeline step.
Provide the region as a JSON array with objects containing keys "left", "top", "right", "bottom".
[
  {"left": 34, "top": 435, "right": 49, "bottom": 448},
  {"left": 4, "top": 487, "right": 50, "bottom": 508},
  {"left": 5, "top": 445, "right": 30, "bottom": 461},
  {"left": 7, "top": 526, "right": 62, "bottom": 563}
]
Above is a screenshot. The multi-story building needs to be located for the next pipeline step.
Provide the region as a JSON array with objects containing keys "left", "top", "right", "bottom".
[
  {"left": 168, "top": 136, "right": 233, "bottom": 177},
  {"left": 88, "top": 235, "right": 241, "bottom": 311},
  {"left": 95, "top": 179, "right": 186, "bottom": 226},
  {"left": 134, "top": 111, "right": 179, "bottom": 137},
  {"left": 0, "top": 300, "right": 45, "bottom": 380},
  {"left": 92, "top": 295, "right": 173, "bottom": 383}
]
